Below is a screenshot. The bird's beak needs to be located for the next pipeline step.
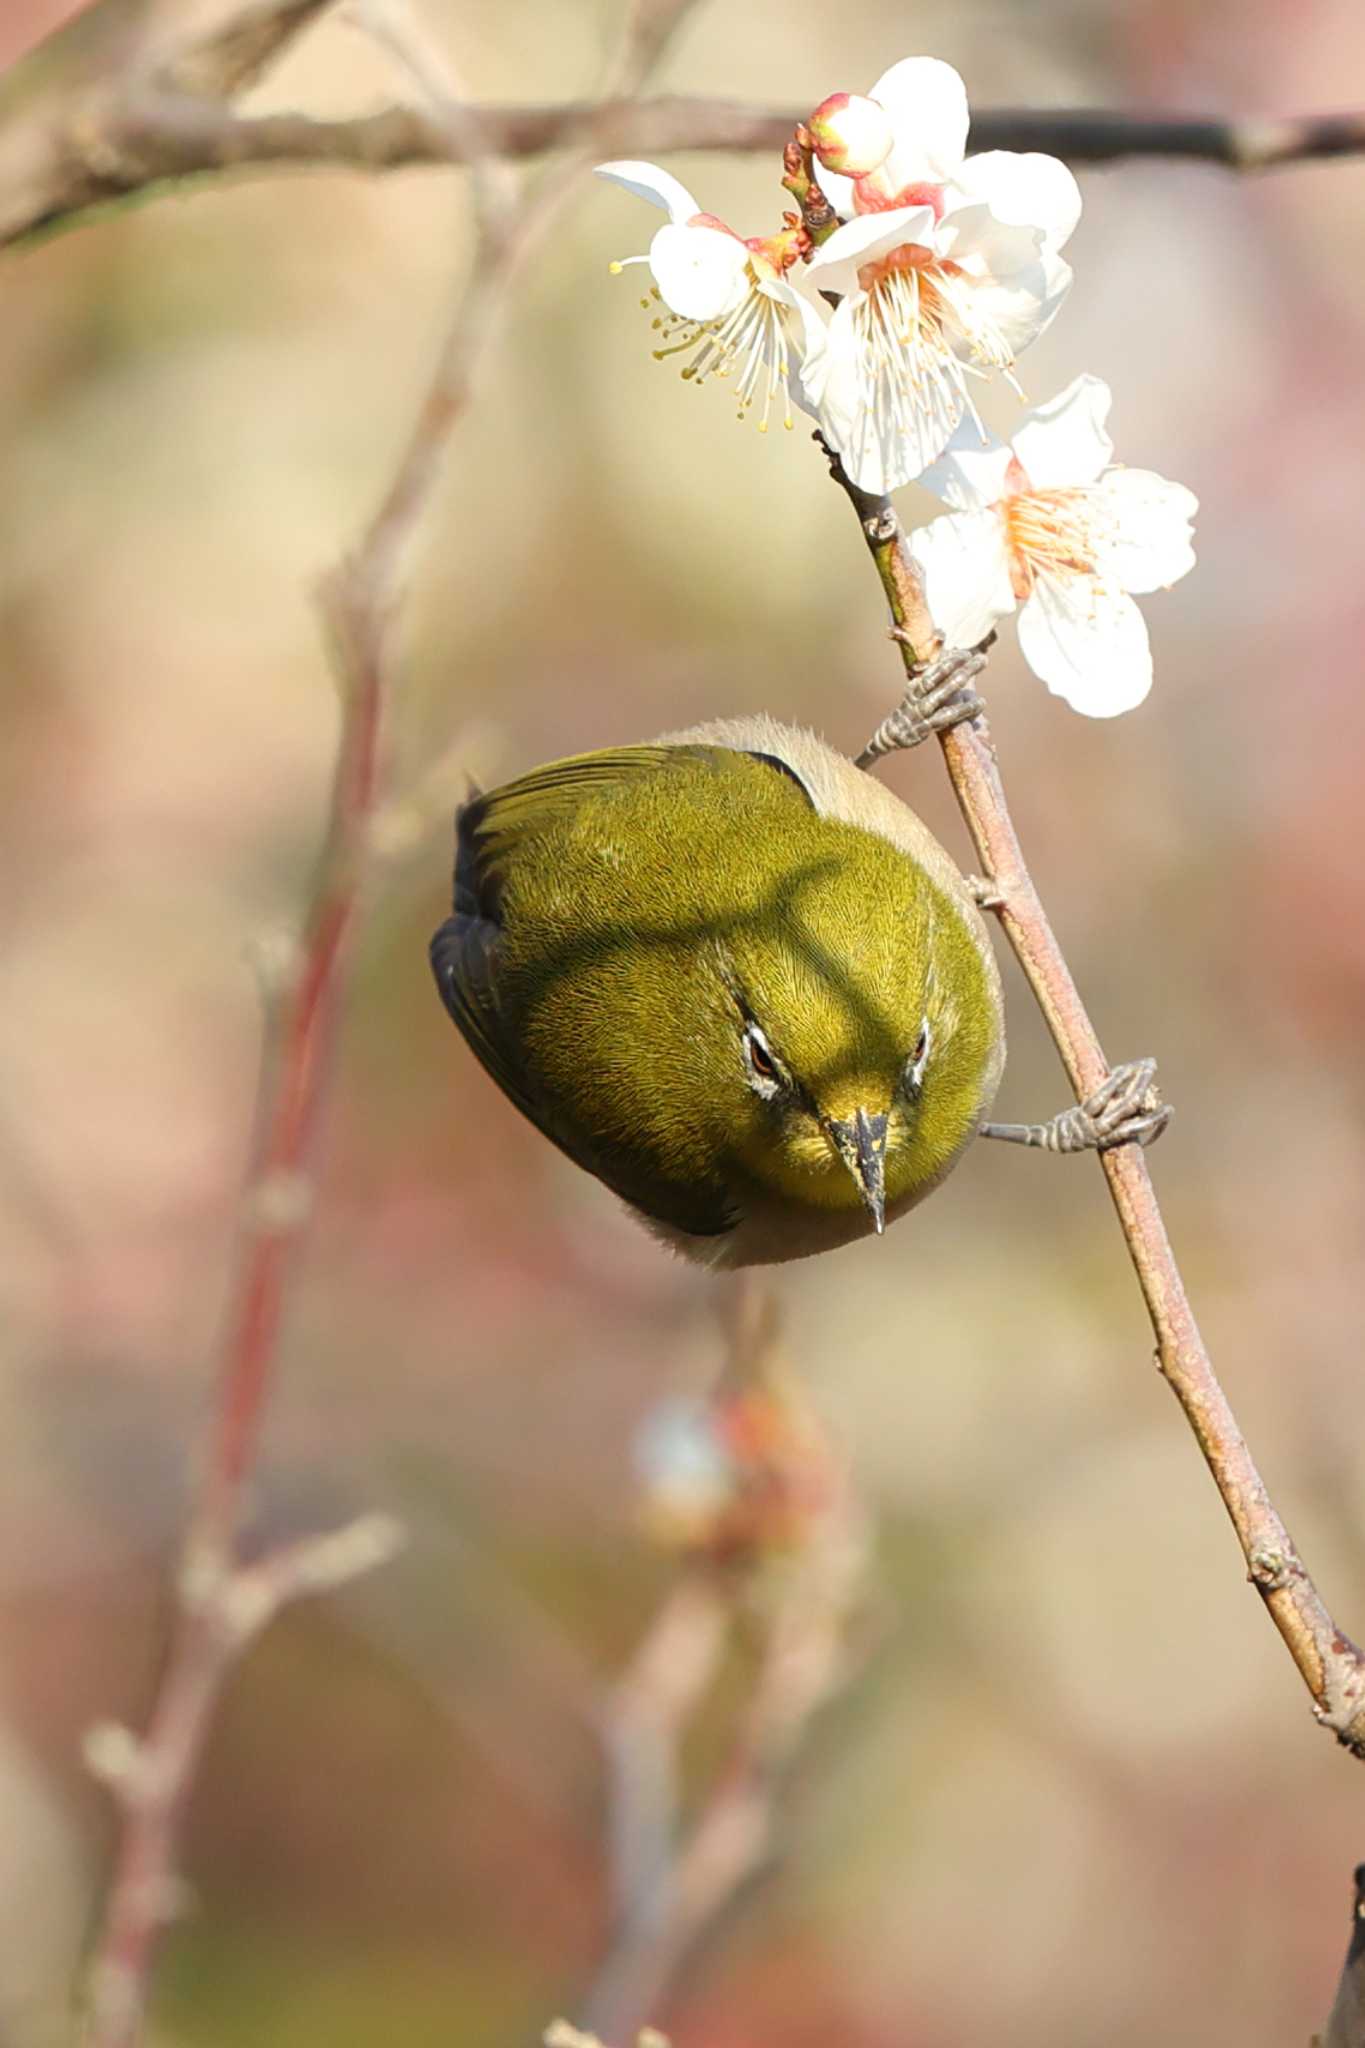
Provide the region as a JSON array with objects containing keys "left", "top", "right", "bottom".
[{"left": 826, "top": 1107, "right": 889, "bottom": 1234}]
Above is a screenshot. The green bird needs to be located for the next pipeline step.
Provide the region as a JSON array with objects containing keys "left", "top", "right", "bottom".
[{"left": 430, "top": 715, "right": 1005, "bottom": 1267}]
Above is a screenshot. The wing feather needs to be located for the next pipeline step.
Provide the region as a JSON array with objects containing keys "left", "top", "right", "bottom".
[{"left": 431, "top": 745, "right": 744, "bottom": 1242}]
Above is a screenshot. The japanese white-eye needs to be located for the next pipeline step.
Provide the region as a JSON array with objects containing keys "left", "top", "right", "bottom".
[{"left": 431, "top": 715, "right": 1004, "bottom": 1266}]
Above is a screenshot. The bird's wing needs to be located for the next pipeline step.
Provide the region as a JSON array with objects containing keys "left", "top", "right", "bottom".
[
  {"left": 451, "top": 746, "right": 690, "bottom": 925},
  {"left": 431, "top": 746, "right": 742, "bottom": 1243}
]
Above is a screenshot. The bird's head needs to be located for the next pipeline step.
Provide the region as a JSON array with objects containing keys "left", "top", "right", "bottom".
[{"left": 710, "top": 846, "right": 1000, "bottom": 1231}]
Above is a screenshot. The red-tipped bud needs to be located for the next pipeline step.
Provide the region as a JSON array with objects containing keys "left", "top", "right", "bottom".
[{"left": 807, "top": 92, "right": 894, "bottom": 176}]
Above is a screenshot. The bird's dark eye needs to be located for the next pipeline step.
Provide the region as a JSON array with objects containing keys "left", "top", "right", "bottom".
[
  {"left": 905, "top": 1017, "right": 932, "bottom": 1094},
  {"left": 742, "top": 1023, "right": 784, "bottom": 1096},
  {"left": 748, "top": 1031, "right": 776, "bottom": 1079}
]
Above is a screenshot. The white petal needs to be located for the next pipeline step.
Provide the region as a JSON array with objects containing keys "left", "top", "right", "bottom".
[
  {"left": 595, "top": 159, "right": 701, "bottom": 224},
  {"left": 1016, "top": 573, "right": 1153, "bottom": 716},
  {"left": 924, "top": 204, "right": 1060, "bottom": 365},
  {"left": 1011, "top": 374, "right": 1115, "bottom": 490},
  {"left": 870, "top": 57, "right": 970, "bottom": 184},
  {"left": 801, "top": 204, "right": 937, "bottom": 293},
  {"left": 920, "top": 443, "right": 1015, "bottom": 515},
  {"left": 951, "top": 150, "right": 1082, "bottom": 254},
  {"left": 925, "top": 236, "right": 1058, "bottom": 373},
  {"left": 1089, "top": 468, "right": 1198, "bottom": 592},
  {"left": 917, "top": 418, "right": 1015, "bottom": 511},
  {"left": 813, "top": 159, "right": 857, "bottom": 220},
  {"left": 815, "top": 298, "right": 967, "bottom": 491},
  {"left": 908, "top": 510, "right": 1015, "bottom": 647},
  {"left": 764, "top": 274, "right": 830, "bottom": 380},
  {"left": 649, "top": 221, "right": 748, "bottom": 321}
]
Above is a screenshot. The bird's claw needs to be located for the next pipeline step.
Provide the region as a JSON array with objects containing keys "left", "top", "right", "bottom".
[
  {"left": 981, "top": 1058, "right": 1171, "bottom": 1155},
  {"left": 856, "top": 642, "right": 989, "bottom": 767}
]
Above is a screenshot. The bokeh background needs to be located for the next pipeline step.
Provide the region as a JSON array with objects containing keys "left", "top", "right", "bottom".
[{"left": 4, "top": 0, "right": 1365, "bottom": 2042}]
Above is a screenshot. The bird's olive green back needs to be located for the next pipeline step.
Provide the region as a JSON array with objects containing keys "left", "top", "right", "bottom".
[{"left": 432, "top": 743, "right": 998, "bottom": 1240}]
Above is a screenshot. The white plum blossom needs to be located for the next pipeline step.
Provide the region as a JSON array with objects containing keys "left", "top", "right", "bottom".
[
  {"left": 798, "top": 58, "right": 1081, "bottom": 490},
  {"left": 907, "top": 375, "right": 1198, "bottom": 716},
  {"left": 596, "top": 160, "right": 827, "bottom": 432}
]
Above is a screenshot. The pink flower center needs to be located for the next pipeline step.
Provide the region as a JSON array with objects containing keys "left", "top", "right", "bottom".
[
  {"left": 855, "top": 242, "right": 937, "bottom": 294},
  {"left": 1002, "top": 470, "right": 1102, "bottom": 599},
  {"left": 744, "top": 226, "right": 808, "bottom": 278},
  {"left": 853, "top": 176, "right": 946, "bottom": 221}
]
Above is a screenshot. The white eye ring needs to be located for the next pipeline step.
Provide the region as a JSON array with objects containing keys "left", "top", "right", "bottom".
[
  {"left": 742, "top": 1023, "right": 783, "bottom": 1099},
  {"left": 906, "top": 1015, "right": 932, "bottom": 1093}
]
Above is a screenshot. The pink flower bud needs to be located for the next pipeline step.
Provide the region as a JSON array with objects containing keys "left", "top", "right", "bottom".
[{"left": 807, "top": 92, "right": 894, "bottom": 176}]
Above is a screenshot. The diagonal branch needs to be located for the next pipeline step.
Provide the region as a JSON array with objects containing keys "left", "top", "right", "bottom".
[{"left": 821, "top": 446, "right": 1365, "bottom": 1762}]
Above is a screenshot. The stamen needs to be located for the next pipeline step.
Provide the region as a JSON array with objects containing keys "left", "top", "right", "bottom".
[
  {"left": 1004, "top": 488, "right": 1112, "bottom": 598},
  {"left": 845, "top": 253, "right": 1023, "bottom": 474},
  {"left": 644, "top": 265, "right": 798, "bottom": 432}
]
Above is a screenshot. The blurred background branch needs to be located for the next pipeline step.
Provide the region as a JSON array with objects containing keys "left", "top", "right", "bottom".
[
  {"left": 2, "top": 0, "right": 1364, "bottom": 251},
  {"left": 581, "top": 1282, "right": 870, "bottom": 2045},
  {"left": 74, "top": 0, "right": 701, "bottom": 2042}
]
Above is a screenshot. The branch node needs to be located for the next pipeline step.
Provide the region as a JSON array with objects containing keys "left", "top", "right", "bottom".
[
  {"left": 245, "top": 925, "right": 306, "bottom": 1000},
  {"left": 178, "top": 1536, "right": 234, "bottom": 1617},
  {"left": 244, "top": 1165, "right": 315, "bottom": 1233},
  {"left": 964, "top": 873, "right": 1008, "bottom": 914},
  {"left": 1248, "top": 1543, "right": 1295, "bottom": 1592},
  {"left": 81, "top": 1721, "right": 148, "bottom": 1798}
]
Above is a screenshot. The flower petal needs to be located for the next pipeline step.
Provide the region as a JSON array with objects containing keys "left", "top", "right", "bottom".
[
  {"left": 908, "top": 509, "right": 1015, "bottom": 647},
  {"left": 763, "top": 274, "right": 830, "bottom": 391},
  {"left": 813, "top": 160, "right": 857, "bottom": 220},
  {"left": 801, "top": 204, "right": 938, "bottom": 293},
  {"left": 917, "top": 420, "right": 1016, "bottom": 512},
  {"left": 595, "top": 159, "right": 702, "bottom": 223},
  {"left": 951, "top": 150, "right": 1082, "bottom": 254},
  {"left": 649, "top": 221, "right": 748, "bottom": 321},
  {"left": 1011, "top": 374, "right": 1115, "bottom": 490},
  {"left": 813, "top": 296, "right": 967, "bottom": 491},
  {"left": 935, "top": 203, "right": 1071, "bottom": 360},
  {"left": 870, "top": 57, "right": 970, "bottom": 185},
  {"left": 1089, "top": 468, "right": 1198, "bottom": 593},
  {"left": 1016, "top": 573, "right": 1153, "bottom": 716}
]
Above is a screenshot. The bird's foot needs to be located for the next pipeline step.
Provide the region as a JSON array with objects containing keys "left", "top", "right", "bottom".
[
  {"left": 856, "top": 640, "right": 990, "bottom": 768},
  {"left": 981, "top": 1058, "right": 1171, "bottom": 1155}
]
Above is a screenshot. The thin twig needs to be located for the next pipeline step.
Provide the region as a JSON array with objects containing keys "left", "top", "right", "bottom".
[
  {"left": 584, "top": 1524, "right": 863, "bottom": 2043},
  {"left": 78, "top": 2, "right": 702, "bottom": 2039},
  {"left": 821, "top": 444, "right": 1365, "bottom": 1760},
  {"left": 582, "top": 1280, "right": 868, "bottom": 2043},
  {"left": 4, "top": 59, "right": 1365, "bottom": 251}
]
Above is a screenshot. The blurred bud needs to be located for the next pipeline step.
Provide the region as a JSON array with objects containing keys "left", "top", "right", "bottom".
[
  {"left": 634, "top": 1380, "right": 838, "bottom": 1567},
  {"left": 807, "top": 92, "right": 894, "bottom": 175},
  {"left": 635, "top": 1396, "right": 735, "bottom": 1552}
]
